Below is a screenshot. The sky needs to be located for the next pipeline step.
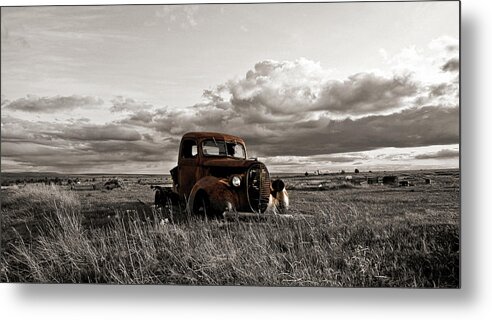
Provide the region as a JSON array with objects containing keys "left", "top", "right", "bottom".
[{"left": 1, "top": 2, "right": 460, "bottom": 174}]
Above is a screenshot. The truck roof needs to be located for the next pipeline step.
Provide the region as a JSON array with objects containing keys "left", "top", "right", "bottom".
[{"left": 182, "top": 132, "right": 245, "bottom": 143}]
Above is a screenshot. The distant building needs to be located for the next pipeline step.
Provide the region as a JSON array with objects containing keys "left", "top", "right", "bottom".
[
  {"left": 382, "top": 176, "right": 398, "bottom": 185},
  {"left": 367, "top": 177, "right": 379, "bottom": 185},
  {"left": 399, "top": 180, "right": 409, "bottom": 187},
  {"left": 352, "top": 176, "right": 366, "bottom": 185}
]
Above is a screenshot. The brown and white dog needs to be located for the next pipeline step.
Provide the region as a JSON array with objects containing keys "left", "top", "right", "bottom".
[{"left": 267, "top": 179, "right": 289, "bottom": 214}]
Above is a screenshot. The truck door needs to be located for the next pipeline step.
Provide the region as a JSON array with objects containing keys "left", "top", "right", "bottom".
[{"left": 178, "top": 139, "right": 199, "bottom": 199}]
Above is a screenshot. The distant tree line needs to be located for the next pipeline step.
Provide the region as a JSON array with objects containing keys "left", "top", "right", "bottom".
[{"left": 2, "top": 177, "right": 66, "bottom": 186}]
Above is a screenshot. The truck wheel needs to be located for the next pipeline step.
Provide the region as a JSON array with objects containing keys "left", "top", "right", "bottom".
[
  {"left": 194, "top": 194, "right": 207, "bottom": 215},
  {"left": 155, "top": 190, "right": 165, "bottom": 208}
]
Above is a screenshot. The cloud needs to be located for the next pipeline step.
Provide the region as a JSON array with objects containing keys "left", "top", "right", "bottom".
[
  {"left": 111, "top": 53, "right": 458, "bottom": 161},
  {"left": 53, "top": 124, "right": 142, "bottom": 141},
  {"left": 429, "top": 36, "right": 459, "bottom": 54},
  {"left": 383, "top": 35, "right": 459, "bottom": 86},
  {"left": 414, "top": 148, "right": 459, "bottom": 159},
  {"left": 1, "top": 36, "right": 459, "bottom": 173},
  {"left": 441, "top": 57, "right": 459, "bottom": 72},
  {"left": 3, "top": 95, "right": 103, "bottom": 113},
  {"left": 384, "top": 36, "right": 459, "bottom": 110},
  {"left": 1, "top": 140, "right": 172, "bottom": 171},
  {"left": 314, "top": 73, "right": 417, "bottom": 116},
  {"left": 431, "top": 36, "right": 459, "bottom": 75},
  {"left": 246, "top": 106, "right": 459, "bottom": 157},
  {"left": 123, "top": 110, "right": 156, "bottom": 125},
  {"left": 119, "top": 57, "right": 426, "bottom": 140},
  {"left": 1, "top": 115, "right": 173, "bottom": 172},
  {"left": 110, "top": 96, "right": 153, "bottom": 113},
  {"left": 117, "top": 102, "right": 458, "bottom": 159},
  {"left": 1, "top": 116, "right": 143, "bottom": 143},
  {"left": 2, "top": 104, "right": 458, "bottom": 172},
  {"left": 227, "top": 58, "right": 417, "bottom": 118},
  {"left": 429, "top": 83, "right": 453, "bottom": 98}
]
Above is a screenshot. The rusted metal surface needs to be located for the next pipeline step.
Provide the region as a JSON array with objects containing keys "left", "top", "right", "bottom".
[
  {"left": 154, "top": 132, "right": 288, "bottom": 217},
  {"left": 201, "top": 158, "right": 258, "bottom": 168},
  {"left": 246, "top": 163, "right": 271, "bottom": 213},
  {"left": 182, "top": 131, "right": 245, "bottom": 144}
]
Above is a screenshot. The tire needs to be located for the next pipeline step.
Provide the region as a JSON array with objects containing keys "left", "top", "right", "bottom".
[
  {"left": 154, "top": 190, "right": 164, "bottom": 207},
  {"left": 193, "top": 193, "right": 209, "bottom": 216}
]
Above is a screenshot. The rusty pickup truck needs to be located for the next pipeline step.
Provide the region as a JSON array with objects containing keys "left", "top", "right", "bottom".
[{"left": 152, "top": 132, "right": 288, "bottom": 218}]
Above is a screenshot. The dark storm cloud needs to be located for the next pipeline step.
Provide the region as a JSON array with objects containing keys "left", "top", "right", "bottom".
[
  {"left": 1, "top": 117, "right": 143, "bottom": 143},
  {"left": 414, "top": 148, "right": 459, "bottom": 159},
  {"left": 1, "top": 116, "right": 61, "bottom": 143},
  {"left": 4, "top": 95, "right": 103, "bottom": 113},
  {"left": 1, "top": 142, "right": 59, "bottom": 157},
  {"left": 2, "top": 104, "right": 458, "bottom": 171},
  {"left": 1, "top": 116, "right": 174, "bottom": 171},
  {"left": 242, "top": 106, "right": 459, "bottom": 157},
  {"left": 118, "top": 103, "right": 458, "bottom": 159},
  {"left": 142, "top": 133, "right": 154, "bottom": 142},
  {"left": 441, "top": 57, "right": 459, "bottom": 72},
  {"left": 53, "top": 124, "right": 142, "bottom": 141},
  {"left": 2, "top": 140, "right": 172, "bottom": 170}
]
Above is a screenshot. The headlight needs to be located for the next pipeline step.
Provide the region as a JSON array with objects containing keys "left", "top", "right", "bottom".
[{"left": 231, "top": 175, "right": 241, "bottom": 187}]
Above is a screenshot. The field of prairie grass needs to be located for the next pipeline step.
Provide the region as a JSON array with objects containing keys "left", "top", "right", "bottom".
[{"left": 0, "top": 169, "right": 459, "bottom": 287}]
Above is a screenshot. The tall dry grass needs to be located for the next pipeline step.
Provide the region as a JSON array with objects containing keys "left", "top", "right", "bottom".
[{"left": 0, "top": 185, "right": 459, "bottom": 286}]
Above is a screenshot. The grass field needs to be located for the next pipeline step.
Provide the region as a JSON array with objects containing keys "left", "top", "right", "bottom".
[{"left": 0, "top": 169, "right": 459, "bottom": 287}]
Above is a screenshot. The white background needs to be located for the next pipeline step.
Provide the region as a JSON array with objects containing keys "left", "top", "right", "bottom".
[{"left": 0, "top": 0, "right": 490, "bottom": 319}]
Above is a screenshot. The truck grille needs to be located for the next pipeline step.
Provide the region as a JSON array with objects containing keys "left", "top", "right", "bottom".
[{"left": 246, "top": 163, "right": 271, "bottom": 213}]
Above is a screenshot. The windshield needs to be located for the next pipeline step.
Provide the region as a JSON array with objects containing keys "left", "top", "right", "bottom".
[{"left": 202, "top": 140, "right": 246, "bottom": 159}]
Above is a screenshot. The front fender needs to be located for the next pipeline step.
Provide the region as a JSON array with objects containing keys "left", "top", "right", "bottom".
[{"left": 187, "top": 176, "right": 238, "bottom": 214}]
